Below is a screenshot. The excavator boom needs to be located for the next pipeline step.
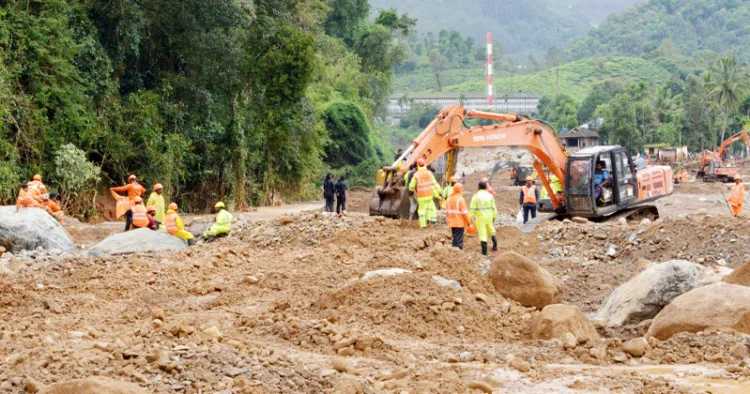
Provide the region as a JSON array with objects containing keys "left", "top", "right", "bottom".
[{"left": 699, "top": 129, "right": 750, "bottom": 182}]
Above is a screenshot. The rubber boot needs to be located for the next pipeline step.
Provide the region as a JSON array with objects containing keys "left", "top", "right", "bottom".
[
  {"left": 481, "top": 242, "right": 488, "bottom": 256},
  {"left": 492, "top": 236, "right": 498, "bottom": 251},
  {"left": 187, "top": 238, "right": 195, "bottom": 247}
]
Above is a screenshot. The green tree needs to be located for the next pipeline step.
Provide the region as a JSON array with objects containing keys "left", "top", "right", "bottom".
[
  {"left": 706, "top": 56, "right": 747, "bottom": 143},
  {"left": 597, "top": 93, "right": 643, "bottom": 153},
  {"left": 325, "top": 0, "right": 370, "bottom": 44}
]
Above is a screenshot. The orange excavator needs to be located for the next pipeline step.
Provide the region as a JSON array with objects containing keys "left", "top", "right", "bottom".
[
  {"left": 698, "top": 129, "right": 750, "bottom": 183},
  {"left": 371, "top": 106, "right": 673, "bottom": 224}
]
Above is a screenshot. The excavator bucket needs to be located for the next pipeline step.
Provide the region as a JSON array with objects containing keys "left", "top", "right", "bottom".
[{"left": 369, "top": 185, "right": 410, "bottom": 219}]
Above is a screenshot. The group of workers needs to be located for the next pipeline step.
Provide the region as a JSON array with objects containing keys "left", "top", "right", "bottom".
[
  {"left": 108, "top": 174, "right": 233, "bottom": 245},
  {"left": 15, "top": 175, "right": 65, "bottom": 223},
  {"left": 322, "top": 174, "right": 348, "bottom": 214}
]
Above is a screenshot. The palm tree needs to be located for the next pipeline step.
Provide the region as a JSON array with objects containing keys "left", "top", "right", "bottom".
[
  {"left": 707, "top": 57, "right": 748, "bottom": 143},
  {"left": 654, "top": 87, "right": 674, "bottom": 125}
]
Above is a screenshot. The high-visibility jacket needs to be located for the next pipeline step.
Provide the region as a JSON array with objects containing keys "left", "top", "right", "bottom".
[
  {"left": 469, "top": 190, "right": 497, "bottom": 223},
  {"left": 44, "top": 199, "right": 65, "bottom": 223},
  {"left": 522, "top": 185, "right": 538, "bottom": 204},
  {"left": 728, "top": 183, "right": 746, "bottom": 206},
  {"left": 112, "top": 182, "right": 146, "bottom": 202},
  {"left": 28, "top": 180, "right": 48, "bottom": 196},
  {"left": 446, "top": 191, "right": 470, "bottom": 228},
  {"left": 409, "top": 167, "right": 440, "bottom": 198},
  {"left": 442, "top": 184, "right": 454, "bottom": 199},
  {"left": 131, "top": 204, "right": 150, "bottom": 228},
  {"left": 165, "top": 210, "right": 194, "bottom": 240},
  {"left": 541, "top": 175, "right": 563, "bottom": 199},
  {"left": 147, "top": 192, "right": 166, "bottom": 223},
  {"left": 16, "top": 189, "right": 44, "bottom": 209},
  {"left": 204, "top": 209, "right": 233, "bottom": 237}
]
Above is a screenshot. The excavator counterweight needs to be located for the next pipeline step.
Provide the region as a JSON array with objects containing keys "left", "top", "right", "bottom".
[{"left": 370, "top": 106, "right": 673, "bottom": 224}]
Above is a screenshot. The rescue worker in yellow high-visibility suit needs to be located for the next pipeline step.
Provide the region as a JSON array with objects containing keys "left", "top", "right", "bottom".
[
  {"left": 470, "top": 181, "right": 498, "bottom": 256},
  {"left": 728, "top": 177, "right": 746, "bottom": 217},
  {"left": 408, "top": 159, "right": 441, "bottom": 228},
  {"left": 165, "top": 203, "right": 196, "bottom": 246}
]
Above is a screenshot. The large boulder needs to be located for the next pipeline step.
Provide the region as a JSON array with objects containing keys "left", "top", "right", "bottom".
[
  {"left": 40, "top": 377, "right": 147, "bottom": 394},
  {"left": 529, "top": 304, "right": 600, "bottom": 343},
  {"left": 723, "top": 260, "right": 750, "bottom": 287},
  {"left": 489, "top": 251, "right": 563, "bottom": 309},
  {"left": 648, "top": 283, "right": 750, "bottom": 340},
  {"left": 594, "top": 260, "right": 711, "bottom": 326},
  {"left": 0, "top": 206, "right": 74, "bottom": 253},
  {"left": 88, "top": 228, "right": 187, "bottom": 257}
]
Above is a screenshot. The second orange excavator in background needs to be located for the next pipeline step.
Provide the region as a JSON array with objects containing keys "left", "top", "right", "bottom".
[
  {"left": 371, "top": 106, "right": 673, "bottom": 225},
  {"left": 698, "top": 129, "right": 750, "bottom": 183}
]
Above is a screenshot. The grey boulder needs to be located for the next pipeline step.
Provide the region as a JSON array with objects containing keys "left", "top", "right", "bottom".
[
  {"left": 88, "top": 228, "right": 187, "bottom": 257},
  {"left": 0, "top": 206, "right": 74, "bottom": 253}
]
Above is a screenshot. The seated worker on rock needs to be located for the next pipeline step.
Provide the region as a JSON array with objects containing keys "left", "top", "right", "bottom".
[
  {"left": 594, "top": 161, "right": 611, "bottom": 205},
  {"left": 44, "top": 193, "right": 65, "bottom": 223},
  {"left": 203, "top": 202, "right": 232, "bottom": 243},
  {"left": 129, "top": 197, "right": 156, "bottom": 231},
  {"left": 16, "top": 183, "right": 45, "bottom": 212},
  {"left": 147, "top": 205, "right": 165, "bottom": 231},
  {"left": 165, "top": 203, "right": 196, "bottom": 246}
]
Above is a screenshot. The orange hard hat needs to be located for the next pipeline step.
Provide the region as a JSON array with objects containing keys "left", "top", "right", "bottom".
[
  {"left": 134, "top": 196, "right": 143, "bottom": 203},
  {"left": 147, "top": 205, "right": 156, "bottom": 212},
  {"left": 128, "top": 174, "right": 137, "bottom": 181},
  {"left": 153, "top": 183, "right": 163, "bottom": 191},
  {"left": 33, "top": 174, "right": 42, "bottom": 181},
  {"left": 481, "top": 177, "right": 489, "bottom": 183},
  {"left": 169, "top": 203, "right": 178, "bottom": 211},
  {"left": 453, "top": 183, "right": 463, "bottom": 193},
  {"left": 417, "top": 159, "right": 425, "bottom": 166},
  {"left": 449, "top": 176, "right": 459, "bottom": 183},
  {"left": 466, "top": 222, "right": 477, "bottom": 235}
]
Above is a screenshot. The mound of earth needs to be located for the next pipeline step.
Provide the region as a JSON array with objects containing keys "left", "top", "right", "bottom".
[
  {"left": 88, "top": 228, "right": 187, "bottom": 256},
  {"left": 40, "top": 377, "right": 147, "bottom": 394},
  {"left": 0, "top": 206, "right": 74, "bottom": 253}
]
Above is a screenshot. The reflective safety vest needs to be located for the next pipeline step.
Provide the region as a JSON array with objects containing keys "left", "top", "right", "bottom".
[
  {"left": 446, "top": 194, "right": 469, "bottom": 228},
  {"left": 415, "top": 169, "right": 436, "bottom": 198},
  {"left": 131, "top": 204, "right": 149, "bottom": 227},
  {"left": 164, "top": 212, "right": 180, "bottom": 234},
  {"left": 469, "top": 190, "right": 497, "bottom": 222},
  {"left": 522, "top": 185, "right": 537, "bottom": 204}
]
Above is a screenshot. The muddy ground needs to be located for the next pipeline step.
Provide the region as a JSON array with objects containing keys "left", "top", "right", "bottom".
[{"left": 3, "top": 150, "right": 750, "bottom": 393}]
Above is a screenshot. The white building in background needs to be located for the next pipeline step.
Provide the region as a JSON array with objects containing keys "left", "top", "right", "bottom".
[{"left": 388, "top": 92, "right": 539, "bottom": 124}]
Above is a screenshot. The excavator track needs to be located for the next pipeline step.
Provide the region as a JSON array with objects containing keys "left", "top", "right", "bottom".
[{"left": 518, "top": 213, "right": 558, "bottom": 233}]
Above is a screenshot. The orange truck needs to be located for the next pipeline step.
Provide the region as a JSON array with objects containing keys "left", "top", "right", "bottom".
[{"left": 372, "top": 106, "right": 673, "bottom": 223}]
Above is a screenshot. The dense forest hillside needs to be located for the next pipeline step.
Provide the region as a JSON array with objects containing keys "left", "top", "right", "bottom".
[
  {"left": 369, "top": 0, "right": 639, "bottom": 57},
  {"left": 567, "top": 0, "right": 750, "bottom": 61}
]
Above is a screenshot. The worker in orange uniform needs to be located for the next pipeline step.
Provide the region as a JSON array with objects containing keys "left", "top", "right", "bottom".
[
  {"left": 128, "top": 197, "right": 154, "bottom": 231},
  {"left": 16, "top": 183, "right": 45, "bottom": 212},
  {"left": 481, "top": 177, "right": 497, "bottom": 197},
  {"left": 446, "top": 183, "right": 470, "bottom": 249},
  {"left": 728, "top": 176, "right": 746, "bottom": 217},
  {"left": 520, "top": 177, "right": 540, "bottom": 224},
  {"left": 28, "top": 174, "right": 48, "bottom": 200},
  {"left": 44, "top": 193, "right": 65, "bottom": 223},
  {"left": 409, "top": 159, "right": 441, "bottom": 228},
  {"left": 165, "top": 203, "right": 195, "bottom": 246},
  {"left": 111, "top": 175, "right": 146, "bottom": 231}
]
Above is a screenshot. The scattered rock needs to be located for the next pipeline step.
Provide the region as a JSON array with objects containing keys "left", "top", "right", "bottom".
[
  {"left": 529, "top": 304, "right": 599, "bottom": 344},
  {"left": 87, "top": 228, "right": 187, "bottom": 257},
  {"left": 0, "top": 206, "right": 74, "bottom": 253},
  {"left": 44, "top": 299, "right": 63, "bottom": 314},
  {"left": 337, "top": 347, "right": 354, "bottom": 357},
  {"left": 623, "top": 338, "right": 649, "bottom": 357},
  {"left": 475, "top": 293, "right": 489, "bottom": 303},
  {"left": 613, "top": 352, "right": 628, "bottom": 363},
  {"left": 200, "top": 326, "right": 223, "bottom": 340},
  {"left": 280, "top": 217, "right": 294, "bottom": 225},
  {"left": 361, "top": 268, "right": 412, "bottom": 281},
  {"left": 606, "top": 246, "right": 617, "bottom": 257},
  {"left": 509, "top": 357, "right": 531, "bottom": 373},
  {"left": 244, "top": 275, "right": 260, "bottom": 285},
  {"left": 489, "top": 251, "right": 563, "bottom": 309},
  {"left": 25, "top": 378, "right": 41, "bottom": 393},
  {"left": 432, "top": 275, "right": 462, "bottom": 289},
  {"left": 648, "top": 283, "right": 750, "bottom": 340},
  {"left": 39, "top": 377, "right": 147, "bottom": 394},
  {"left": 466, "top": 380, "right": 493, "bottom": 393},
  {"left": 332, "top": 359, "right": 349, "bottom": 373},
  {"left": 563, "top": 332, "right": 577, "bottom": 349},
  {"left": 150, "top": 307, "right": 165, "bottom": 321},
  {"left": 594, "top": 260, "right": 711, "bottom": 325},
  {"left": 723, "top": 260, "right": 750, "bottom": 287},
  {"left": 572, "top": 217, "right": 588, "bottom": 224}
]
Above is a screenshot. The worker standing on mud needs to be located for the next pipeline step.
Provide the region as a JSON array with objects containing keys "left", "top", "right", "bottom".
[
  {"left": 323, "top": 174, "right": 335, "bottom": 213},
  {"left": 203, "top": 202, "right": 232, "bottom": 242},
  {"left": 335, "top": 176, "right": 347, "bottom": 214},
  {"left": 147, "top": 183, "right": 166, "bottom": 224},
  {"left": 427, "top": 165, "right": 439, "bottom": 224},
  {"left": 520, "top": 178, "right": 540, "bottom": 224},
  {"left": 110, "top": 175, "right": 146, "bottom": 230},
  {"left": 446, "top": 183, "right": 470, "bottom": 249},
  {"left": 470, "top": 181, "right": 498, "bottom": 256},
  {"left": 728, "top": 177, "right": 746, "bottom": 217},
  {"left": 409, "top": 159, "right": 441, "bottom": 228},
  {"left": 165, "top": 203, "right": 195, "bottom": 246},
  {"left": 403, "top": 164, "right": 418, "bottom": 221}
]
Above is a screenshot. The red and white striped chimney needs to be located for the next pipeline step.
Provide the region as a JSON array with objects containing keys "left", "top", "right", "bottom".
[{"left": 486, "top": 32, "right": 493, "bottom": 108}]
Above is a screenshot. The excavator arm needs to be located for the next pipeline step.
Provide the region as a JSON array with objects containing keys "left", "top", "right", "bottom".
[
  {"left": 717, "top": 129, "right": 750, "bottom": 162},
  {"left": 376, "top": 106, "right": 568, "bottom": 217}
]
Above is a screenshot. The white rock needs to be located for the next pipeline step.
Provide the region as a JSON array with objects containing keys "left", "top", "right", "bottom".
[
  {"left": 88, "top": 228, "right": 187, "bottom": 257},
  {"left": 432, "top": 275, "right": 462, "bottom": 289},
  {"left": 0, "top": 206, "right": 74, "bottom": 253},
  {"left": 361, "top": 268, "right": 412, "bottom": 281}
]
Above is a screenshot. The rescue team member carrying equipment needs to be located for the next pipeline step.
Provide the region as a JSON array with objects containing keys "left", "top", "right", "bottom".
[
  {"left": 165, "top": 203, "right": 196, "bottom": 246},
  {"left": 408, "top": 159, "right": 441, "bottom": 228},
  {"left": 470, "top": 181, "right": 498, "bottom": 256},
  {"left": 111, "top": 174, "right": 146, "bottom": 230},
  {"left": 203, "top": 202, "right": 233, "bottom": 242},
  {"left": 728, "top": 177, "right": 746, "bottom": 217},
  {"left": 371, "top": 106, "right": 673, "bottom": 231},
  {"left": 520, "top": 178, "right": 540, "bottom": 224},
  {"left": 445, "top": 183, "right": 470, "bottom": 249},
  {"left": 147, "top": 183, "right": 166, "bottom": 223}
]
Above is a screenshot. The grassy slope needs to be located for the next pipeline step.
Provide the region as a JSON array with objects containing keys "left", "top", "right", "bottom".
[{"left": 394, "top": 56, "right": 672, "bottom": 101}]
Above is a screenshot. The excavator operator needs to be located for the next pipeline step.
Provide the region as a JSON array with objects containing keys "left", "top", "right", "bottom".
[{"left": 594, "top": 161, "right": 611, "bottom": 203}]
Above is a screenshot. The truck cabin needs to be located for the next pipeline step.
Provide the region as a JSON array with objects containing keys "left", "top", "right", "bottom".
[{"left": 559, "top": 146, "right": 639, "bottom": 218}]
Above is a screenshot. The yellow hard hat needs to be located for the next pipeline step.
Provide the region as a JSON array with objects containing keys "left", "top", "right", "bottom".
[{"left": 215, "top": 201, "right": 226, "bottom": 209}]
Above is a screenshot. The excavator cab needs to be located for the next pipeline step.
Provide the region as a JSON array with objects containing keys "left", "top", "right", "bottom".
[{"left": 562, "top": 147, "right": 639, "bottom": 218}]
